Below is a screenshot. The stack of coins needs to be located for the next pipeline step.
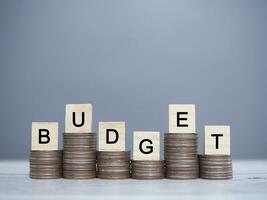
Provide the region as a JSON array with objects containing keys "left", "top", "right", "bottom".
[
  {"left": 131, "top": 160, "right": 165, "bottom": 179},
  {"left": 164, "top": 133, "right": 199, "bottom": 179},
  {"left": 97, "top": 151, "right": 130, "bottom": 179},
  {"left": 30, "top": 150, "right": 62, "bottom": 179},
  {"left": 199, "top": 155, "right": 233, "bottom": 180},
  {"left": 63, "top": 133, "right": 96, "bottom": 179}
]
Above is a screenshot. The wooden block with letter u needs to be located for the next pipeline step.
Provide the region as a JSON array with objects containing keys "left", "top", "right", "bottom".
[
  {"left": 65, "top": 104, "right": 93, "bottom": 133},
  {"left": 63, "top": 103, "right": 96, "bottom": 179}
]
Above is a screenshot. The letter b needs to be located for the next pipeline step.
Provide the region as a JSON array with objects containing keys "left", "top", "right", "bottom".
[{"left": 39, "top": 129, "right": 50, "bottom": 144}]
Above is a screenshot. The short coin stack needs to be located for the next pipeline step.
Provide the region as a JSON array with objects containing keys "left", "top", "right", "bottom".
[
  {"left": 164, "top": 133, "right": 199, "bottom": 179},
  {"left": 131, "top": 160, "right": 165, "bottom": 179},
  {"left": 63, "top": 133, "right": 96, "bottom": 179},
  {"left": 30, "top": 150, "right": 62, "bottom": 179},
  {"left": 199, "top": 155, "right": 233, "bottom": 180},
  {"left": 97, "top": 151, "right": 130, "bottom": 179}
]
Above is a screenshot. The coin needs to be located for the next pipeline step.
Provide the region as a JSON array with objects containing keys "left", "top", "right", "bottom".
[
  {"left": 199, "top": 155, "right": 233, "bottom": 180},
  {"left": 164, "top": 133, "right": 199, "bottom": 179},
  {"left": 63, "top": 170, "right": 96, "bottom": 179},
  {"left": 63, "top": 132, "right": 96, "bottom": 179},
  {"left": 131, "top": 160, "right": 165, "bottom": 180},
  {"left": 96, "top": 151, "right": 130, "bottom": 179},
  {"left": 29, "top": 150, "right": 62, "bottom": 179}
]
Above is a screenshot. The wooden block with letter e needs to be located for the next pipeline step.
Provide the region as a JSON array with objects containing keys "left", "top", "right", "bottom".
[
  {"left": 98, "top": 121, "right": 125, "bottom": 151},
  {"left": 133, "top": 131, "right": 160, "bottom": 160},
  {"left": 204, "top": 125, "right": 230, "bottom": 155},
  {"left": 65, "top": 104, "right": 92, "bottom": 133},
  {"left": 169, "top": 104, "right": 196, "bottom": 133},
  {"left": 31, "top": 122, "right": 59, "bottom": 150}
]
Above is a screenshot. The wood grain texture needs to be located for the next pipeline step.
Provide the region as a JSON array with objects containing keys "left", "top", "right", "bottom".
[
  {"left": 98, "top": 121, "right": 125, "bottom": 151},
  {"left": 133, "top": 131, "right": 160, "bottom": 160},
  {"left": 168, "top": 104, "right": 196, "bottom": 133},
  {"left": 204, "top": 125, "right": 230, "bottom": 155},
  {"left": 31, "top": 122, "right": 58, "bottom": 150},
  {"left": 65, "top": 104, "right": 92, "bottom": 133}
]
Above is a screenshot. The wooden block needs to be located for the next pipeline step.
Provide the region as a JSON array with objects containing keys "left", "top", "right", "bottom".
[
  {"left": 204, "top": 125, "right": 230, "bottom": 155},
  {"left": 31, "top": 122, "right": 58, "bottom": 150},
  {"left": 65, "top": 104, "right": 92, "bottom": 133},
  {"left": 169, "top": 104, "right": 196, "bottom": 133},
  {"left": 98, "top": 121, "right": 125, "bottom": 151},
  {"left": 133, "top": 131, "right": 160, "bottom": 160}
]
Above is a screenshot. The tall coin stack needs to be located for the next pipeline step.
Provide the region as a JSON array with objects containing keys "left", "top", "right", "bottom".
[
  {"left": 199, "top": 155, "right": 232, "bottom": 180},
  {"left": 30, "top": 150, "right": 62, "bottom": 179},
  {"left": 97, "top": 151, "right": 130, "bottom": 179},
  {"left": 63, "top": 133, "right": 96, "bottom": 179},
  {"left": 131, "top": 160, "right": 165, "bottom": 179},
  {"left": 164, "top": 133, "right": 199, "bottom": 179}
]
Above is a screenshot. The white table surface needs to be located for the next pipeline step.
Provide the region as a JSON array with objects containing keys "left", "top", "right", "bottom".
[{"left": 0, "top": 159, "right": 266, "bottom": 200}]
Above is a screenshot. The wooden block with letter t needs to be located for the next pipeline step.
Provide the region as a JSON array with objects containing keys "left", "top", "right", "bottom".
[
  {"left": 31, "top": 122, "right": 59, "bottom": 150},
  {"left": 133, "top": 131, "right": 160, "bottom": 160},
  {"left": 98, "top": 121, "right": 125, "bottom": 151},
  {"left": 204, "top": 125, "right": 231, "bottom": 155},
  {"left": 65, "top": 104, "right": 92, "bottom": 133},
  {"left": 169, "top": 104, "right": 196, "bottom": 133}
]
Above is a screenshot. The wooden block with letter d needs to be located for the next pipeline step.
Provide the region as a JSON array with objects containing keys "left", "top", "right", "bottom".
[
  {"left": 98, "top": 121, "right": 125, "bottom": 151},
  {"left": 169, "top": 104, "right": 196, "bottom": 133},
  {"left": 31, "top": 122, "right": 59, "bottom": 150},
  {"left": 204, "top": 125, "right": 230, "bottom": 155},
  {"left": 133, "top": 131, "right": 160, "bottom": 160},
  {"left": 65, "top": 104, "right": 92, "bottom": 133}
]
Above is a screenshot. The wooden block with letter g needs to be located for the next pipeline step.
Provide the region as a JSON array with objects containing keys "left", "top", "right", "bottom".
[
  {"left": 204, "top": 125, "right": 230, "bottom": 155},
  {"left": 133, "top": 131, "right": 160, "bottom": 160},
  {"left": 31, "top": 122, "right": 58, "bottom": 150},
  {"left": 65, "top": 104, "right": 92, "bottom": 133},
  {"left": 169, "top": 104, "right": 196, "bottom": 133},
  {"left": 98, "top": 121, "right": 125, "bottom": 151}
]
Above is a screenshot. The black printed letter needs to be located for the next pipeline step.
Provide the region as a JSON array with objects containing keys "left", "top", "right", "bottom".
[
  {"left": 39, "top": 129, "right": 50, "bottom": 144},
  {"left": 211, "top": 134, "right": 223, "bottom": 149},
  {"left": 177, "top": 112, "right": 188, "bottom": 127},
  {"left": 72, "top": 112, "right": 85, "bottom": 127},
  {"left": 106, "top": 129, "right": 119, "bottom": 144},
  {"left": 139, "top": 139, "right": 153, "bottom": 154}
]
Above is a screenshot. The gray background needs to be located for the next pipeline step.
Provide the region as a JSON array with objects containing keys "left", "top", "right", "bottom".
[{"left": 0, "top": 0, "right": 266, "bottom": 159}]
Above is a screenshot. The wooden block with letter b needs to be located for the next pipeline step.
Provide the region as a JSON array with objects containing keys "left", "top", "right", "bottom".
[
  {"left": 65, "top": 104, "right": 92, "bottom": 133},
  {"left": 169, "top": 104, "right": 196, "bottom": 133},
  {"left": 133, "top": 131, "right": 160, "bottom": 160},
  {"left": 98, "top": 121, "right": 125, "bottom": 151},
  {"left": 31, "top": 122, "right": 59, "bottom": 150},
  {"left": 204, "top": 125, "right": 230, "bottom": 155}
]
